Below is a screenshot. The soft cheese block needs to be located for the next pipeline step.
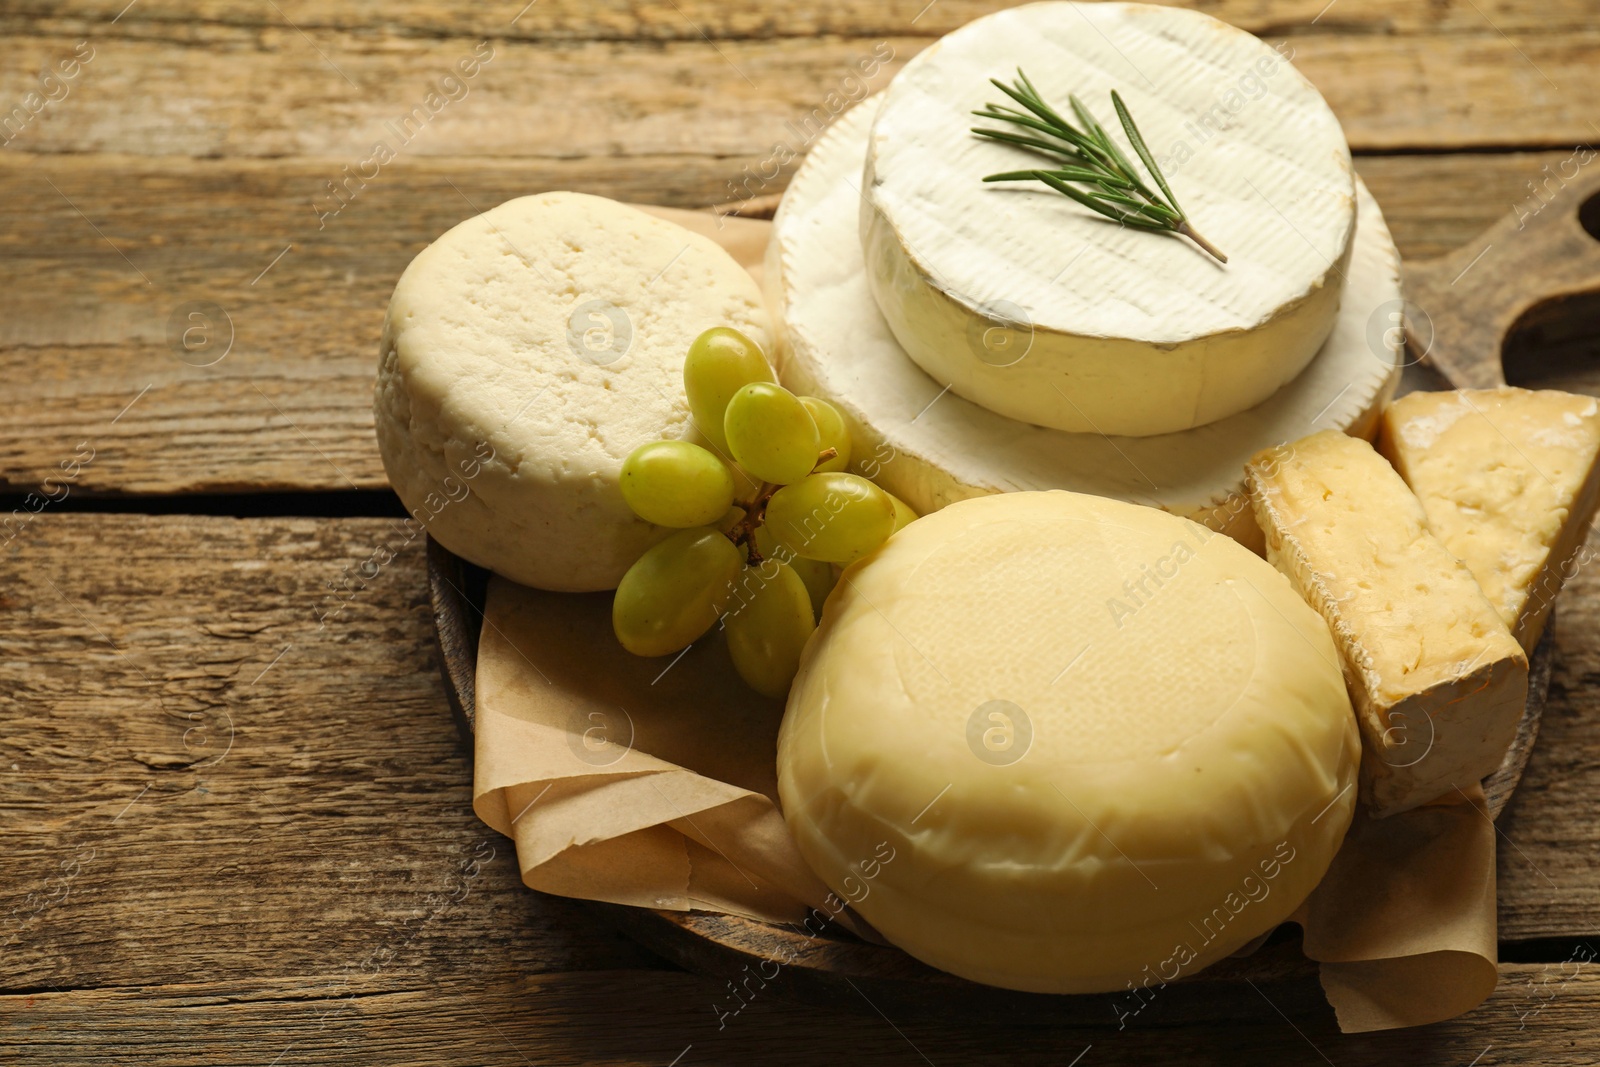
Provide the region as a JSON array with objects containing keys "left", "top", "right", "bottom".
[
  {"left": 1380, "top": 387, "right": 1600, "bottom": 652},
  {"left": 861, "top": 1, "right": 1356, "bottom": 436},
  {"left": 375, "top": 192, "right": 771, "bottom": 591},
  {"left": 777, "top": 491, "right": 1358, "bottom": 994},
  {"left": 770, "top": 98, "right": 1401, "bottom": 554},
  {"left": 1246, "top": 430, "right": 1529, "bottom": 817}
]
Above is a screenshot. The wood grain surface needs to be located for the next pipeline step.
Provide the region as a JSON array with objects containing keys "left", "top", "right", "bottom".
[
  {"left": 0, "top": 30, "right": 1591, "bottom": 158},
  {"left": 424, "top": 534, "right": 1557, "bottom": 1014},
  {"left": 0, "top": 152, "right": 1594, "bottom": 497},
  {"left": 0, "top": 515, "right": 663, "bottom": 990},
  {"left": 7, "top": 964, "right": 1600, "bottom": 1066},
  {"left": 3, "top": 0, "right": 1599, "bottom": 1061},
  {"left": 5, "top": 964, "right": 1600, "bottom": 1066},
  {"left": 13, "top": 0, "right": 1600, "bottom": 38},
  {"left": 1404, "top": 165, "right": 1600, "bottom": 389},
  {"left": 2, "top": 513, "right": 1599, "bottom": 1062}
]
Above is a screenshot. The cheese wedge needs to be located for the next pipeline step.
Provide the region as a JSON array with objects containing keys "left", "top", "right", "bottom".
[
  {"left": 1380, "top": 387, "right": 1600, "bottom": 652},
  {"left": 769, "top": 97, "right": 1401, "bottom": 555},
  {"left": 375, "top": 192, "right": 771, "bottom": 591},
  {"left": 778, "top": 490, "right": 1358, "bottom": 993},
  {"left": 1246, "top": 430, "right": 1528, "bottom": 816},
  {"left": 862, "top": 1, "right": 1356, "bottom": 435}
]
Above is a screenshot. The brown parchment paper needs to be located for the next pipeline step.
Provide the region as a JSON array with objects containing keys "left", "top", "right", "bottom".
[
  {"left": 1296, "top": 786, "right": 1499, "bottom": 1031},
  {"left": 471, "top": 581, "right": 832, "bottom": 922},
  {"left": 467, "top": 204, "right": 1500, "bottom": 1033}
]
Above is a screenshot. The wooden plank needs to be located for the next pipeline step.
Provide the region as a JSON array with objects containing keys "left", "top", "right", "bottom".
[
  {"left": 0, "top": 154, "right": 760, "bottom": 497},
  {"left": 0, "top": 511, "right": 1596, "bottom": 997},
  {"left": 4, "top": 964, "right": 1600, "bottom": 1064},
  {"left": 8, "top": 0, "right": 1597, "bottom": 40},
  {"left": 0, "top": 150, "right": 1584, "bottom": 498},
  {"left": 0, "top": 513, "right": 664, "bottom": 991},
  {"left": 0, "top": 33, "right": 908, "bottom": 160},
  {"left": 1352, "top": 153, "right": 1585, "bottom": 263},
  {"left": 0, "top": 29, "right": 1592, "bottom": 159},
  {"left": 1498, "top": 554, "right": 1600, "bottom": 942}
]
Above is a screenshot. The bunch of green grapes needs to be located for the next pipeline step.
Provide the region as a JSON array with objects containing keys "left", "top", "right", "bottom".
[{"left": 612, "top": 326, "right": 916, "bottom": 698}]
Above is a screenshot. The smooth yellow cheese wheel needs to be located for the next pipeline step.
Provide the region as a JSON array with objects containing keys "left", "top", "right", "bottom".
[{"left": 776, "top": 491, "right": 1358, "bottom": 993}]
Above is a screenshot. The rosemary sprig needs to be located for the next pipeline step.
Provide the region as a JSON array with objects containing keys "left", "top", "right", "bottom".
[{"left": 972, "top": 69, "right": 1227, "bottom": 263}]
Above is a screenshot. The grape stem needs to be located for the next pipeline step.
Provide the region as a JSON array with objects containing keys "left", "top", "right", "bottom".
[
  {"left": 724, "top": 448, "right": 839, "bottom": 564},
  {"left": 728, "top": 481, "right": 780, "bottom": 563}
]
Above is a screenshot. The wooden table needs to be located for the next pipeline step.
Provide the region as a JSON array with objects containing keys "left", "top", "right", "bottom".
[{"left": 3, "top": 1, "right": 1598, "bottom": 1062}]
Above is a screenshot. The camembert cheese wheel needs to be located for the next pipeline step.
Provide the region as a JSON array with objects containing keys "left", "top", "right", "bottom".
[
  {"left": 777, "top": 491, "right": 1358, "bottom": 993},
  {"left": 770, "top": 99, "right": 1400, "bottom": 553},
  {"left": 375, "top": 192, "right": 771, "bottom": 591},
  {"left": 861, "top": 1, "right": 1356, "bottom": 435}
]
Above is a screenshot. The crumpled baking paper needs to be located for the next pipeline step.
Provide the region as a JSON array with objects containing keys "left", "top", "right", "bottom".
[{"left": 469, "top": 205, "right": 1500, "bottom": 1034}]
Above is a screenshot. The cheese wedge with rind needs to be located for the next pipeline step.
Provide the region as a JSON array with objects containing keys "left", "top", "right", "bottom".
[
  {"left": 1379, "top": 387, "right": 1600, "bottom": 652},
  {"left": 769, "top": 97, "right": 1401, "bottom": 554},
  {"left": 778, "top": 490, "right": 1358, "bottom": 994},
  {"left": 1246, "top": 430, "right": 1528, "bottom": 817},
  {"left": 862, "top": 1, "right": 1356, "bottom": 436}
]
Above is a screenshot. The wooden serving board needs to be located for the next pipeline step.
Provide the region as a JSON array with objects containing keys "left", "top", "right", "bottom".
[
  {"left": 1403, "top": 166, "right": 1600, "bottom": 390},
  {"left": 428, "top": 545, "right": 1555, "bottom": 1023},
  {"left": 424, "top": 186, "right": 1586, "bottom": 1019}
]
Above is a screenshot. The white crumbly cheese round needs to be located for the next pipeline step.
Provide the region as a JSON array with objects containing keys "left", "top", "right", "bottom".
[
  {"left": 375, "top": 192, "right": 771, "bottom": 591},
  {"left": 777, "top": 490, "right": 1359, "bottom": 993},
  {"left": 861, "top": 1, "right": 1356, "bottom": 435},
  {"left": 770, "top": 97, "right": 1399, "bottom": 553}
]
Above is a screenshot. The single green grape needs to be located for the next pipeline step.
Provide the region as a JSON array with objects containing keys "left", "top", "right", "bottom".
[
  {"left": 612, "top": 527, "right": 742, "bottom": 657},
  {"left": 752, "top": 523, "right": 836, "bottom": 619},
  {"left": 683, "top": 327, "right": 775, "bottom": 455},
  {"left": 724, "top": 559, "right": 817, "bottom": 699},
  {"left": 620, "top": 440, "right": 735, "bottom": 528},
  {"left": 724, "top": 383, "right": 820, "bottom": 486},
  {"left": 715, "top": 504, "right": 747, "bottom": 536},
  {"left": 763, "top": 472, "right": 897, "bottom": 564},
  {"left": 792, "top": 557, "right": 837, "bottom": 618},
  {"left": 886, "top": 491, "right": 918, "bottom": 533},
  {"left": 751, "top": 521, "right": 781, "bottom": 562},
  {"left": 799, "top": 396, "right": 851, "bottom": 473}
]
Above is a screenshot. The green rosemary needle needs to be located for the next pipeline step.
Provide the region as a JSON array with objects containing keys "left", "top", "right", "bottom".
[{"left": 972, "top": 69, "right": 1227, "bottom": 264}]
